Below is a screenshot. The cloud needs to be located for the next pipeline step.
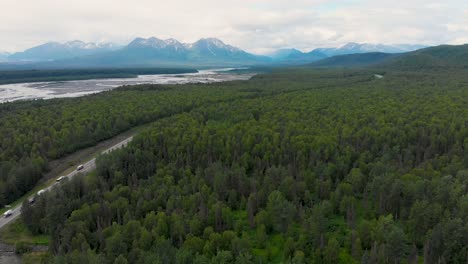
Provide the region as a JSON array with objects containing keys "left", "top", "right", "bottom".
[{"left": 1, "top": 0, "right": 467, "bottom": 54}]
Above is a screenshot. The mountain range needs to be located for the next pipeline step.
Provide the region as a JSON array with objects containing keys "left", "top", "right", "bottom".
[
  {"left": 313, "top": 43, "right": 427, "bottom": 57},
  {"left": 76, "top": 37, "right": 267, "bottom": 67},
  {"left": 7, "top": 40, "right": 121, "bottom": 62},
  {"left": 0, "top": 38, "right": 428, "bottom": 68},
  {"left": 268, "top": 43, "right": 427, "bottom": 65}
]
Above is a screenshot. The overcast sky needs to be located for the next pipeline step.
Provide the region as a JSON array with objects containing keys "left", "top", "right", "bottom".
[{"left": 1, "top": 0, "right": 468, "bottom": 54}]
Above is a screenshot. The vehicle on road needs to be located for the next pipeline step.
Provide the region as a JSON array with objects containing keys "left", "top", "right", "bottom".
[
  {"left": 37, "top": 189, "right": 46, "bottom": 196},
  {"left": 77, "top": 164, "right": 84, "bottom": 171},
  {"left": 28, "top": 197, "right": 35, "bottom": 204},
  {"left": 3, "top": 210, "right": 13, "bottom": 218},
  {"left": 56, "top": 176, "right": 66, "bottom": 182}
]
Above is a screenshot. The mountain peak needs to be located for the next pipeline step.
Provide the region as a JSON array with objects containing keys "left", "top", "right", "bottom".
[
  {"left": 165, "top": 38, "right": 181, "bottom": 45},
  {"left": 341, "top": 42, "right": 361, "bottom": 49},
  {"left": 269, "top": 48, "right": 304, "bottom": 60},
  {"left": 200, "top": 38, "right": 226, "bottom": 46},
  {"left": 195, "top": 38, "right": 225, "bottom": 46},
  {"left": 128, "top": 37, "right": 185, "bottom": 49},
  {"left": 192, "top": 38, "right": 241, "bottom": 54},
  {"left": 65, "top": 40, "right": 86, "bottom": 47}
]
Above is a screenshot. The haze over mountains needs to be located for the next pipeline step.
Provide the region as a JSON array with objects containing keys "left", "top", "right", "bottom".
[
  {"left": 313, "top": 43, "right": 427, "bottom": 56},
  {"left": 7, "top": 40, "right": 121, "bottom": 62},
  {"left": 0, "top": 37, "right": 428, "bottom": 69},
  {"left": 0, "top": 51, "right": 11, "bottom": 62},
  {"left": 303, "top": 43, "right": 468, "bottom": 70}
]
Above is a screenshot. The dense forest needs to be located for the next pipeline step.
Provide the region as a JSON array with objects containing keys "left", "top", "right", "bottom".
[
  {"left": 0, "top": 69, "right": 353, "bottom": 207},
  {"left": 17, "top": 68, "right": 468, "bottom": 263},
  {"left": 0, "top": 78, "right": 244, "bottom": 206}
]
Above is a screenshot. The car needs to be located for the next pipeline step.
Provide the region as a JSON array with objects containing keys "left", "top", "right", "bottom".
[
  {"left": 37, "top": 189, "right": 46, "bottom": 196},
  {"left": 28, "top": 197, "right": 35, "bottom": 204},
  {"left": 56, "top": 176, "right": 66, "bottom": 182},
  {"left": 77, "top": 164, "right": 84, "bottom": 171},
  {"left": 3, "top": 210, "right": 13, "bottom": 218}
]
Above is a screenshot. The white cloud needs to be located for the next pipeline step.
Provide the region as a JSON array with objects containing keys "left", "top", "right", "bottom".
[{"left": 1, "top": 0, "right": 467, "bottom": 53}]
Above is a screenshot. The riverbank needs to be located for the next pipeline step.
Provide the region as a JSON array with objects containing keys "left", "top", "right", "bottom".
[
  {"left": 0, "top": 68, "right": 255, "bottom": 103},
  {"left": 0, "top": 68, "right": 198, "bottom": 85},
  {"left": 0, "top": 221, "right": 49, "bottom": 264}
]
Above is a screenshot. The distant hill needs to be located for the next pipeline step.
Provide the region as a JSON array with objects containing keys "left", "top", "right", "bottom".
[
  {"left": 379, "top": 44, "right": 468, "bottom": 69},
  {"left": 269, "top": 42, "right": 425, "bottom": 65},
  {"left": 268, "top": 49, "right": 304, "bottom": 61},
  {"left": 8, "top": 41, "right": 121, "bottom": 62},
  {"left": 304, "top": 44, "right": 468, "bottom": 70},
  {"left": 312, "top": 42, "right": 427, "bottom": 57},
  {"left": 269, "top": 49, "right": 328, "bottom": 65},
  {"left": 307, "top": 52, "right": 399, "bottom": 68},
  {"left": 0, "top": 52, "right": 10, "bottom": 62}
]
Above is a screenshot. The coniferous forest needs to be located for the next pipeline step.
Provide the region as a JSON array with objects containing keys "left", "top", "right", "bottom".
[{"left": 6, "top": 68, "right": 468, "bottom": 263}]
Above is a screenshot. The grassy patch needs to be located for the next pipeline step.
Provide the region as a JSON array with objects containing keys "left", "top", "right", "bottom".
[
  {"left": 22, "top": 252, "right": 51, "bottom": 264},
  {"left": 0, "top": 219, "right": 49, "bottom": 245}
]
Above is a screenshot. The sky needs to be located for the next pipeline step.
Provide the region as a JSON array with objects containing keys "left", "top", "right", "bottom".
[{"left": 1, "top": 0, "right": 468, "bottom": 54}]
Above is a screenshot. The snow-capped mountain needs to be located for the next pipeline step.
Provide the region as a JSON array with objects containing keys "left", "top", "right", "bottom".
[
  {"left": 8, "top": 40, "right": 121, "bottom": 61},
  {"left": 191, "top": 38, "right": 241, "bottom": 53},
  {"left": 64, "top": 40, "right": 119, "bottom": 50},
  {"left": 111, "top": 37, "right": 265, "bottom": 65},
  {"left": 125, "top": 37, "right": 189, "bottom": 59},
  {"left": 125, "top": 37, "right": 251, "bottom": 59},
  {"left": 128, "top": 37, "right": 175, "bottom": 49},
  {"left": 13, "top": 37, "right": 269, "bottom": 68},
  {"left": 188, "top": 38, "right": 256, "bottom": 61}
]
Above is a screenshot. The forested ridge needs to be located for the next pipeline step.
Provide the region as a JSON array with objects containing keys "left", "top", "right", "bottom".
[{"left": 18, "top": 69, "right": 468, "bottom": 263}]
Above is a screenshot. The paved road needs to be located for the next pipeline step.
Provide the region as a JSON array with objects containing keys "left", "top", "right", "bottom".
[{"left": 0, "top": 136, "right": 133, "bottom": 230}]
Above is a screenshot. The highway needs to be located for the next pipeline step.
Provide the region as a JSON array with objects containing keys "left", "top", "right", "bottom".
[{"left": 0, "top": 136, "right": 133, "bottom": 230}]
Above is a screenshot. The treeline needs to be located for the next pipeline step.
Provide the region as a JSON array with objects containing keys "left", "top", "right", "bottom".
[
  {"left": 22, "top": 69, "right": 468, "bottom": 263},
  {"left": 0, "top": 68, "right": 197, "bottom": 84}
]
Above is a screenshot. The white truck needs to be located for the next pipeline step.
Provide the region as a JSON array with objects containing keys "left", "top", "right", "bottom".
[
  {"left": 3, "top": 209, "right": 13, "bottom": 218},
  {"left": 56, "top": 176, "right": 66, "bottom": 182}
]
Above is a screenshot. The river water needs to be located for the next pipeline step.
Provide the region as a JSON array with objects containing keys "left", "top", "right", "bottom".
[{"left": 0, "top": 68, "right": 255, "bottom": 103}]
